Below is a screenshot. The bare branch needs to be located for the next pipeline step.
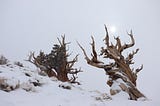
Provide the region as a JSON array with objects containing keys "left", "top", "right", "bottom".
[
  {"left": 68, "top": 68, "right": 82, "bottom": 74},
  {"left": 104, "top": 25, "right": 110, "bottom": 47},
  {"left": 90, "top": 36, "right": 104, "bottom": 64},
  {"left": 135, "top": 65, "right": 143, "bottom": 74},
  {"left": 120, "top": 30, "right": 135, "bottom": 53},
  {"left": 69, "top": 74, "right": 81, "bottom": 85},
  {"left": 25, "top": 52, "right": 37, "bottom": 66},
  {"left": 69, "top": 68, "right": 82, "bottom": 85},
  {"left": 114, "top": 36, "right": 122, "bottom": 52},
  {"left": 77, "top": 41, "right": 90, "bottom": 61},
  {"left": 57, "top": 37, "right": 62, "bottom": 46},
  {"left": 67, "top": 54, "right": 79, "bottom": 70},
  {"left": 126, "top": 48, "right": 139, "bottom": 65},
  {"left": 77, "top": 41, "right": 107, "bottom": 69},
  {"left": 57, "top": 35, "right": 71, "bottom": 46}
]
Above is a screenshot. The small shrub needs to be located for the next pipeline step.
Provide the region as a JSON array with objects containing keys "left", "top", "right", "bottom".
[
  {"left": 59, "top": 84, "right": 71, "bottom": 90},
  {"left": 14, "top": 61, "right": 24, "bottom": 67},
  {"left": 0, "top": 77, "right": 19, "bottom": 92},
  {"left": 0, "top": 55, "right": 8, "bottom": 65}
]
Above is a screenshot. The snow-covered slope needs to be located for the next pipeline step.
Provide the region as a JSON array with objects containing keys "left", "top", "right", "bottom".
[{"left": 0, "top": 61, "right": 159, "bottom": 106}]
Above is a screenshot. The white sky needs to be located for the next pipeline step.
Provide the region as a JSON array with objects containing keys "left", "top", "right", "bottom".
[
  {"left": 0, "top": 0, "right": 160, "bottom": 59},
  {"left": 0, "top": 0, "right": 160, "bottom": 99}
]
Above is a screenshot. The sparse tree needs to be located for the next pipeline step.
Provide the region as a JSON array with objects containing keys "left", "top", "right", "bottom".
[
  {"left": 26, "top": 36, "right": 81, "bottom": 84},
  {"left": 78, "top": 25, "right": 146, "bottom": 100}
]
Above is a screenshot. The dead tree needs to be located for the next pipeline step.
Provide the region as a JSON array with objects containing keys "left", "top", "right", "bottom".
[
  {"left": 26, "top": 36, "right": 81, "bottom": 84},
  {"left": 78, "top": 25, "right": 146, "bottom": 100}
]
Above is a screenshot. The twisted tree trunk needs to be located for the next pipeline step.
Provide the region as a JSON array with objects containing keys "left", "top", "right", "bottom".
[{"left": 78, "top": 25, "right": 146, "bottom": 100}]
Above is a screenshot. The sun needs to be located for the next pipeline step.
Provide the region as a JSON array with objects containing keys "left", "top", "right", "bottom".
[{"left": 109, "top": 26, "right": 116, "bottom": 34}]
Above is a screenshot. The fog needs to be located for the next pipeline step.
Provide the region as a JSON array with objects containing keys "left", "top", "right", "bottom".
[{"left": 0, "top": 0, "right": 160, "bottom": 100}]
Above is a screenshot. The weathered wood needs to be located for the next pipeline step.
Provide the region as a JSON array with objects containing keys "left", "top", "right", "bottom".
[{"left": 78, "top": 25, "right": 146, "bottom": 100}]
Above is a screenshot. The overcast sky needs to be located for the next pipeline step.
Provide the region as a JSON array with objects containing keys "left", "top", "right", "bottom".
[
  {"left": 0, "top": 0, "right": 159, "bottom": 59},
  {"left": 0, "top": 0, "right": 160, "bottom": 97}
]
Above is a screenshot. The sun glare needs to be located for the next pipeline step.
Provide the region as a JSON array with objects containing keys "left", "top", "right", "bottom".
[{"left": 109, "top": 26, "right": 116, "bottom": 34}]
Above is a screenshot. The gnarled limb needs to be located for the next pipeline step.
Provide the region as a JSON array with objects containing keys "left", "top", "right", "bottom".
[{"left": 77, "top": 41, "right": 110, "bottom": 69}]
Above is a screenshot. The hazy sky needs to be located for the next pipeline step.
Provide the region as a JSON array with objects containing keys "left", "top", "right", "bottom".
[
  {"left": 0, "top": 0, "right": 159, "bottom": 72},
  {"left": 0, "top": 0, "right": 159, "bottom": 59},
  {"left": 0, "top": 0, "right": 160, "bottom": 98}
]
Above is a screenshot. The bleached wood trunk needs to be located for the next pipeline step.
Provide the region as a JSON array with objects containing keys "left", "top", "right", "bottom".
[{"left": 106, "top": 71, "right": 145, "bottom": 100}]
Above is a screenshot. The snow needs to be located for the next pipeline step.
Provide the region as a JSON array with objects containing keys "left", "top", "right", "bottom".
[
  {"left": 110, "top": 78, "right": 129, "bottom": 100},
  {"left": 0, "top": 62, "right": 159, "bottom": 106}
]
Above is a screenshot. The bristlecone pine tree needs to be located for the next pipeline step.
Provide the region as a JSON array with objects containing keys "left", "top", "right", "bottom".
[
  {"left": 78, "top": 25, "right": 146, "bottom": 100},
  {"left": 27, "top": 36, "right": 81, "bottom": 84}
]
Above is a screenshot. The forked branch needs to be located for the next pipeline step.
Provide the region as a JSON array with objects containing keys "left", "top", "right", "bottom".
[
  {"left": 77, "top": 41, "right": 107, "bottom": 69},
  {"left": 120, "top": 30, "right": 135, "bottom": 53}
]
